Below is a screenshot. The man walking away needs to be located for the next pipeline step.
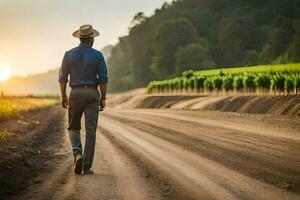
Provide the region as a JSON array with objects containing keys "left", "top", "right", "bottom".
[{"left": 58, "top": 24, "right": 108, "bottom": 175}]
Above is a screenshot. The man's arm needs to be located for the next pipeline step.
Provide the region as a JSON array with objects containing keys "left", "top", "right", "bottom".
[
  {"left": 58, "top": 51, "right": 70, "bottom": 109},
  {"left": 99, "top": 83, "right": 107, "bottom": 111},
  {"left": 97, "top": 52, "right": 109, "bottom": 111},
  {"left": 60, "top": 83, "right": 68, "bottom": 108}
]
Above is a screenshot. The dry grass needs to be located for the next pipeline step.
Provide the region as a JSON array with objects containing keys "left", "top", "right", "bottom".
[
  {"left": 0, "top": 130, "right": 11, "bottom": 140},
  {"left": 0, "top": 97, "right": 59, "bottom": 121}
]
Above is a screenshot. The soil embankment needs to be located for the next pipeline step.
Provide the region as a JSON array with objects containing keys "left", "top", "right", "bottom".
[{"left": 108, "top": 90, "right": 300, "bottom": 117}]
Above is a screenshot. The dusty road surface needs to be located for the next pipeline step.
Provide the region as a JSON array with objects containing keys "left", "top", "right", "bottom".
[{"left": 7, "top": 107, "right": 300, "bottom": 200}]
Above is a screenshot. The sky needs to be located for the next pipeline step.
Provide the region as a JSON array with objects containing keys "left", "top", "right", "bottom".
[{"left": 0, "top": 0, "right": 169, "bottom": 77}]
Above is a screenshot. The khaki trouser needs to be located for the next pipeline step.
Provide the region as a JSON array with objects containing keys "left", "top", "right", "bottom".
[{"left": 68, "top": 88, "right": 100, "bottom": 170}]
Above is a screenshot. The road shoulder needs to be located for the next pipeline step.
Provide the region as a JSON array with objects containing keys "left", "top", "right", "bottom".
[{"left": 0, "top": 106, "right": 69, "bottom": 199}]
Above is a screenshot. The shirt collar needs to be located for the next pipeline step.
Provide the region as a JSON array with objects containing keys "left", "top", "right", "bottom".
[{"left": 79, "top": 43, "right": 92, "bottom": 47}]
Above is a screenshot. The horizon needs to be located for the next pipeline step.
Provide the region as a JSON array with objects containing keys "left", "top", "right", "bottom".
[{"left": 0, "top": 0, "right": 170, "bottom": 79}]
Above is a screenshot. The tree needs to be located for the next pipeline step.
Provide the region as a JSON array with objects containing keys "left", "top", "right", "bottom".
[
  {"left": 218, "top": 17, "right": 259, "bottom": 67},
  {"left": 259, "top": 17, "right": 293, "bottom": 63},
  {"left": 285, "top": 32, "right": 300, "bottom": 62},
  {"left": 129, "top": 19, "right": 155, "bottom": 86},
  {"left": 175, "top": 42, "right": 215, "bottom": 73},
  {"left": 271, "top": 16, "right": 292, "bottom": 30},
  {"left": 268, "top": 28, "right": 293, "bottom": 58},
  {"left": 151, "top": 18, "right": 199, "bottom": 79},
  {"left": 106, "top": 36, "right": 134, "bottom": 92},
  {"left": 242, "top": 50, "right": 259, "bottom": 66},
  {"left": 129, "top": 12, "right": 147, "bottom": 30}
]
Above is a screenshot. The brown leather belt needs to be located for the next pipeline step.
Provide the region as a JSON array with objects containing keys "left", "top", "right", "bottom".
[{"left": 72, "top": 84, "right": 98, "bottom": 89}]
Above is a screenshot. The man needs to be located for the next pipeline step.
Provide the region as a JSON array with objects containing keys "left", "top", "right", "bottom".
[{"left": 58, "top": 24, "right": 108, "bottom": 175}]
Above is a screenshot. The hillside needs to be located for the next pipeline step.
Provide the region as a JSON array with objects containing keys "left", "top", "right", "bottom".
[
  {"left": 0, "top": 69, "right": 60, "bottom": 95},
  {"left": 107, "top": 0, "right": 300, "bottom": 92}
]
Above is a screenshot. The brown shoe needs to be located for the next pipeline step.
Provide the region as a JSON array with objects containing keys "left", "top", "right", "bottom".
[{"left": 74, "top": 155, "right": 83, "bottom": 174}]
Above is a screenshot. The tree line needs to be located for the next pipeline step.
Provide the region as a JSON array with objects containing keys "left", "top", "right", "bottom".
[{"left": 106, "top": 0, "right": 300, "bottom": 92}]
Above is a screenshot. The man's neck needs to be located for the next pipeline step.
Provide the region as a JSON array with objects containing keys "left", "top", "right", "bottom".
[{"left": 80, "top": 42, "right": 92, "bottom": 47}]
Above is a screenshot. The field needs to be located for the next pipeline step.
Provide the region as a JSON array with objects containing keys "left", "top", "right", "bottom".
[
  {"left": 147, "top": 63, "right": 300, "bottom": 95},
  {"left": 0, "top": 96, "right": 58, "bottom": 121},
  {"left": 192, "top": 63, "right": 300, "bottom": 76}
]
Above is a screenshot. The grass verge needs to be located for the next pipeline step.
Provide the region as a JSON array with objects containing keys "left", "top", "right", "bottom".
[{"left": 0, "top": 97, "right": 59, "bottom": 121}]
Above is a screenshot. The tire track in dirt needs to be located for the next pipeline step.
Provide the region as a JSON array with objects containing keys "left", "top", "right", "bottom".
[
  {"left": 15, "top": 113, "right": 164, "bottom": 200},
  {"left": 106, "top": 110, "right": 300, "bottom": 158},
  {"left": 18, "top": 158, "right": 77, "bottom": 200},
  {"left": 101, "top": 128, "right": 195, "bottom": 200},
  {"left": 72, "top": 130, "right": 163, "bottom": 200},
  {"left": 7, "top": 107, "right": 300, "bottom": 200},
  {"left": 122, "top": 109, "right": 300, "bottom": 141},
  {"left": 99, "top": 114, "right": 300, "bottom": 200},
  {"left": 103, "top": 109, "right": 300, "bottom": 194},
  {"left": 94, "top": 134, "right": 163, "bottom": 200}
]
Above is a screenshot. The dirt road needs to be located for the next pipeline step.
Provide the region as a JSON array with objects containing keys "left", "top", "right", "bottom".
[{"left": 8, "top": 107, "right": 300, "bottom": 200}]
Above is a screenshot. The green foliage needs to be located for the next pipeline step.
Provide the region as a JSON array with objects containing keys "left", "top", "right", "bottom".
[
  {"left": 285, "top": 33, "right": 300, "bottom": 62},
  {"left": 188, "top": 76, "right": 196, "bottom": 89},
  {"left": 106, "top": 36, "right": 135, "bottom": 92},
  {"left": 233, "top": 75, "right": 244, "bottom": 91},
  {"left": 147, "top": 63, "right": 300, "bottom": 94},
  {"left": 193, "top": 63, "right": 300, "bottom": 76},
  {"left": 130, "top": 12, "right": 147, "bottom": 29},
  {"left": 259, "top": 17, "right": 294, "bottom": 63},
  {"left": 182, "top": 70, "right": 194, "bottom": 79},
  {"left": 175, "top": 42, "right": 215, "bottom": 73},
  {"left": 243, "top": 50, "right": 259, "bottom": 66},
  {"left": 108, "top": 0, "right": 300, "bottom": 92},
  {"left": 195, "top": 76, "right": 206, "bottom": 90},
  {"left": 272, "top": 73, "right": 285, "bottom": 91},
  {"left": 212, "top": 76, "right": 223, "bottom": 90},
  {"left": 242, "top": 73, "right": 256, "bottom": 90},
  {"left": 255, "top": 73, "right": 272, "bottom": 89},
  {"left": 218, "top": 17, "right": 259, "bottom": 66},
  {"left": 151, "top": 18, "right": 199, "bottom": 78},
  {"left": 285, "top": 76, "right": 295, "bottom": 93},
  {"left": 203, "top": 77, "right": 213, "bottom": 91},
  {"left": 222, "top": 74, "right": 234, "bottom": 91},
  {"left": 265, "top": 28, "right": 293, "bottom": 59}
]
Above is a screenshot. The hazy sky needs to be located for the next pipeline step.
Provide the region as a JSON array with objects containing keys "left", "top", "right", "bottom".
[{"left": 0, "top": 0, "right": 169, "bottom": 77}]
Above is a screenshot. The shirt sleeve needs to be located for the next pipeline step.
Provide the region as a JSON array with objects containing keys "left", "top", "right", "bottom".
[
  {"left": 97, "top": 53, "right": 109, "bottom": 84},
  {"left": 58, "top": 51, "right": 70, "bottom": 83}
]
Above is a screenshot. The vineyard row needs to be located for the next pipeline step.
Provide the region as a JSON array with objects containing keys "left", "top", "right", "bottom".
[{"left": 147, "top": 71, "right": 300, "bottom": 95}]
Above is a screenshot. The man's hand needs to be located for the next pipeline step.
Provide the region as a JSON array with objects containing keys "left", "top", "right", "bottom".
[
  {"left": 99, "top": 83, "right": 107, "bottom": 112},
  {"left": 99, "top": 99, "right": 106, "bottom": 111},
  {"left": 59, "top": 83, "right": 68, "bottom": 109},
  {"left": 61, "top": 95, "right": 69, "bottom": 109}
]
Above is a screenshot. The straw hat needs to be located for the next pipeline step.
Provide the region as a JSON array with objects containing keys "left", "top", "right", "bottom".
[{"left": 72, "top": 24, "right": 100, "bottom": 38}]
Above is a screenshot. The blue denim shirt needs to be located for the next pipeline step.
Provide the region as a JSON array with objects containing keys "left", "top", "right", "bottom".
[{"left": 58, "top": 43, "right": 108, "bottom": 87}]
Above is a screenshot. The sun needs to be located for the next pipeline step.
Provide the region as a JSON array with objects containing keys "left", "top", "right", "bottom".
[{"left": 0, "top": 64, "right": 12, "bottom": 82}]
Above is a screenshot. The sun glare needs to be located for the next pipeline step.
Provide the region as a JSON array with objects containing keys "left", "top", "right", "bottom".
[{"left": 0, "top": 64, "right": 11, "bottom": 82}]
